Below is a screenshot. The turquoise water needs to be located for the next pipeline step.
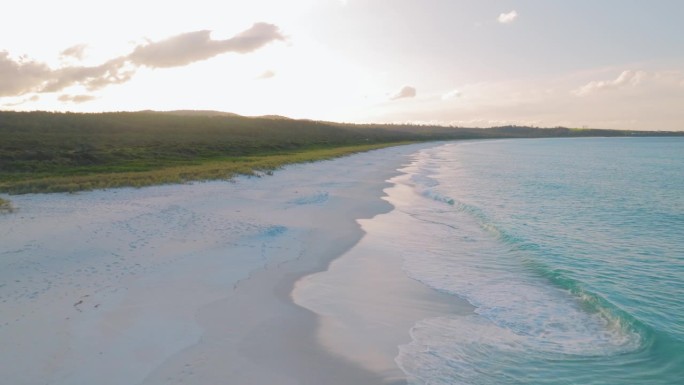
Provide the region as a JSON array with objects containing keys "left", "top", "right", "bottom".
[{"left": 391, "top": 137, "right": 684, "bottom": 384}]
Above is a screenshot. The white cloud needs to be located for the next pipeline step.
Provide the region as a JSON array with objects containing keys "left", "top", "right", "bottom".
[
  {"left": 442, "top": 89, "right": 462, "bottom": 100},
  {"left": 0, "top": 23, "right": 286, "bottom": 99},
  {"left": 46, "top": 58, "right": 134, "bottom": 93},
  {"left": 60, "top": 44, "right": 88, "bottom": 60},
  {"left": 574, "top": 70, "right": 651, "bottom": 96},
  {"left": 257, "top": 70, "right": 276, "bottom": 79},
  {"left": 498, "top": 10, "right": 518, "bottom": 24},
  {"left": 369, "top": 70, "right": 684, "bottom": 131},
  {"left": 128, "top": 23, "right": 285, "bottom": 68},
  {"left": 0, "top": 52, "right": 52, "bottom": 96},
  {"left": 390, "top": 85, "right": 416, "bottom": 100},
  {"left": 1, "top": 94, "right": 39, "bottom": 107},
  {"left": 58, "top": 94, "right": 97, "bottom": 103}
]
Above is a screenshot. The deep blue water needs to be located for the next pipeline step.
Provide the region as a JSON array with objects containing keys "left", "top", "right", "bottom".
[{"left": 391, "top": 137, "right": 684, "bottom": 384}]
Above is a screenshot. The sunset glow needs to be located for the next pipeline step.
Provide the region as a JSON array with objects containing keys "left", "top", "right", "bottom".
[{"left": 2, "top": 0, "right": 683, "bottom": 130}]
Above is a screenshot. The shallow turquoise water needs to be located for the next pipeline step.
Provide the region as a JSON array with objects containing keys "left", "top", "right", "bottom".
[{"left": 392, "top": 137, "right": 684, "bottom": 384}]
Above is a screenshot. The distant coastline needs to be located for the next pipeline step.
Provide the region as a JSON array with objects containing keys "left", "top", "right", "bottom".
[{"left": 1, "top": 110, "right": 682, "bottom": 195}]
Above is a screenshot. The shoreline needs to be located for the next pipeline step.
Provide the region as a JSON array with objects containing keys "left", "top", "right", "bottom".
[
  {"left": 292, "top": 150, "right": 475, "bottom": 380},
  {"left": 141, "top": 143, "right": 440, "bottom": 385},
  {"left": 1, "top": 142, "right": 442, "bottom": 384}
]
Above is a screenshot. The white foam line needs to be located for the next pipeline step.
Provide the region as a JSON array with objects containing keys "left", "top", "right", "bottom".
[{"left": 0, "top": 142, "right": 444, "bottom": 385}]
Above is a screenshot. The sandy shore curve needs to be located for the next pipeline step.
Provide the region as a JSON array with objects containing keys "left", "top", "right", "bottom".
[{"left": 1, "top": 142, "right": 468, "bottom": 385}]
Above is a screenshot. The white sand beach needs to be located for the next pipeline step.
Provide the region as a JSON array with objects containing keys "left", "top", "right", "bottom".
[{"left": 0, "top": 143, "right": 469, "bottom": 385}]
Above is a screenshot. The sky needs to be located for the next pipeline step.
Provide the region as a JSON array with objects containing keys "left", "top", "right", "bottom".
[{"left": 1, "top": 0, "right": 683, "bottom": 131}]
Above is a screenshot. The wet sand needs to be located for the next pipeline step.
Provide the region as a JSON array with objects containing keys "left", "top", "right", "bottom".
[{"left": 1, "top": 142, "right": 469, "bottom": 384}]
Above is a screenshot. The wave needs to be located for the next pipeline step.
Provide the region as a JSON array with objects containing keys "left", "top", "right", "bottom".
[
  {"left": 413, "top": 181, "right": 645, "bottom": 344},
  {"left": 392, "top": 147, "right": 647, "bottom": 385},
  {"left": 393, "top": 141, "right": 683, "bottom": 384}
]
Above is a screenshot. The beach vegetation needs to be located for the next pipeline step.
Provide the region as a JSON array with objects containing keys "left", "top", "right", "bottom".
[{"left": 1, "top": 111, "right": 680, "bottom": 194}]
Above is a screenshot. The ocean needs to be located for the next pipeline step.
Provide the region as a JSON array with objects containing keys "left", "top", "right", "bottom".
[{"left": 386, "top": 137, "right": 684, "bottom": 384}]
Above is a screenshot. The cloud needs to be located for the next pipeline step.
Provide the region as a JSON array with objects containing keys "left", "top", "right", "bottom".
[
  {"left": 390, "top": 85, "right": 416, "bottom": 100},
  {"left": 257, "top": 70, "right": 276, "bottom": 79},
  {"left": 2, "top": 94, "right": 39, "bottom": 107},
  {"left": 0, "top": 23, "right": 285, "bottom": 99},
  {"left": 0, "top": 52, "right": 53, "bottom": 96},
  {"left": 573, "top": 70, "right": 648, "bottom": 96},
  {"left": 41, "top": 57, "right": 133, "bottom": 93},
  {"left": 442, "top": 89, "right": 462, "bottom": 100},
  {"left": 128, "top": 23, "right": 285, "bottom": 68},
  {"left": 498, "top": 10, "right": 518, "bottom": 24},
  {"left": 58, "top": 94, "right": 97, "bottom": 103},
  {"left": 60, "top": 44, "right": 88, "bottom": 60}
]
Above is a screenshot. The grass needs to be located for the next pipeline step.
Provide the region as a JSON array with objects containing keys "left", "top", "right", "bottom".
[
  {"left": 0, "top": 142, "right": 409, "bottom": 194},
  {"left": 0, "top": 111, "right": 434, "bottom": 194},
  {"left": 1, "top": 110, "right": 678, "bottom": 194}
]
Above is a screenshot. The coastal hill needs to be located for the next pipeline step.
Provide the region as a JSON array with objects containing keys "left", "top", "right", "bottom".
[{"left": 0, "top": 110, "right": 680, "bottom": 194}]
